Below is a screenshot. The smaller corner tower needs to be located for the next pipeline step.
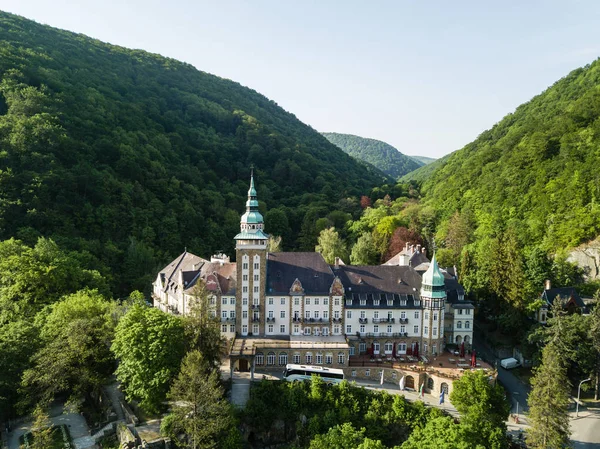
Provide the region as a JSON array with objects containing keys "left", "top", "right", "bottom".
[{"left": 420, "top": 252, "right": 446, "bottom": 356}]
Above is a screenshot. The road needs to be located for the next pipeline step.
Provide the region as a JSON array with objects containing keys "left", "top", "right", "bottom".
[{"left": 474, "top": 333, "right": 600, "bottom": 448}]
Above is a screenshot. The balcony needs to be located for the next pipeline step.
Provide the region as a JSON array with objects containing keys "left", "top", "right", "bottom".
[
  {"left": 251, "top": 317, "right": 260, "bottom": 322},
  {"left": 266, "top": 317, "right": 276, "bottom": 323},
  {"left": 398, "top": 318, "right": 409, "bottom": 324},
  {"left": 251, "top": 304, "right": 261, "bottom": 310},
  {"left": 372, "top": 318, "right": 383, "bottom": 324},
  {"left": 359, "top": 317, "right": 368, "bottom": 324},
  {"left": 221, "top": 317, "right": 236, "bottom": 323},
  {"left": 386, "top": 317, "right": 396, "bottom": 323},
  {"left": 292, "top": 317, "right": 302, "bottom": 323},
  {"left": 302, "top": 317, "right": 329, "bottom": 324},
  {"left": 332, "top": 317, "right": 343, "bottom": 324}
]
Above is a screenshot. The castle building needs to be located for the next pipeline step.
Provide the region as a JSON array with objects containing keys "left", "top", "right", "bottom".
[{"left": 152, "top": 175, "right": 474, "bottom": 375}]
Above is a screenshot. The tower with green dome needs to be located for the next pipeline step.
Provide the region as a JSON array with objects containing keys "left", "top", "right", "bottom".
[
  {"left": 235, "top": 171, "right": 269, "bottom": 337},
  {"left": 420, "top": 252, "right": 446, "bottom": 356}
]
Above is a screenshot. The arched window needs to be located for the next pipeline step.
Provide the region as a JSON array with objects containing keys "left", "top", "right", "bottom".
[
  {"left": 255, "top": 353, "right": 264, "bottom": 366},
  {"left": 325, "top": 353, "right": 333, "bottom": 364},
  {"left": 293, "top": 352, "right": 301, "bottom": 364},
  {"left": 441, "top": 382, "right": 449, "bottom": 394},
  {"left": 338, "top": 352, "right": 345, "bottom": 365},
  {"left": 457, "top": 321, "right": 462, "bottom": 329},
  {"left": 278, "top": 352, "right": 288, "bottom": 366},
  {"left": 384, "top": 341, "right": 393, "bottom": 353},
  {"left": 455, "top": 335, "right": 462, "bottom": 344},
  {"left": 305, "top": 352, "right": 313, "bottom": 364},
  {"left": 427, "top": 377, "right": 434, "bottom": 390},
  {"left": 267, "top": 352, "right": 276, "bottom": 366},
  {"left": 465, "top": 321, "right": 470, "bottom": 329}
]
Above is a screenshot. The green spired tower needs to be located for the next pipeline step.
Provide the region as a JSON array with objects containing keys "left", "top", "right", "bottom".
[
  {"left": 234, "top": 171, "right": 269, "bottom": 337},
  {"left": 420, "top": 252, "right": 446, "bottom": 356}
]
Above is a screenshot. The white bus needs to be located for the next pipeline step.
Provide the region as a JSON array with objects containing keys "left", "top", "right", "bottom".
[{"left": 282, "top": 364, "right": 345, "bottom": 384}]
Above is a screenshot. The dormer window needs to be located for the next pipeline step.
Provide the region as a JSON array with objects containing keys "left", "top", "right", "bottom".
[{"left": 374, "top": 299, "right": 380, "bottom": 306}]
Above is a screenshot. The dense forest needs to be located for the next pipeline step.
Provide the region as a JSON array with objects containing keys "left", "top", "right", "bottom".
[
  {"left": 407, "top": 155, "right": 436, "bottom": 166},
  {"left": 0, "top": 11, "right": 386, "bottom": 294},
  {"left": 399, "top": 154, "right": 451, "bottom": 182},
  {"left": 322, "top": 132, "right": 422, "bottom": 179}
]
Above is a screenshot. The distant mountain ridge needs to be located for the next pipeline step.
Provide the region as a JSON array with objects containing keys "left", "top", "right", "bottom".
[
  {"left": 321, "top": 132, "right": 422, "bottom": 179},
  {"left": 409, "top": 155, "right": 436, "bottom": 165}
]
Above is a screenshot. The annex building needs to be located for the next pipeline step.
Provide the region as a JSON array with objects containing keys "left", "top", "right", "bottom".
[{"left": 152, "top": 175, "right": 474, "bottom": 381}]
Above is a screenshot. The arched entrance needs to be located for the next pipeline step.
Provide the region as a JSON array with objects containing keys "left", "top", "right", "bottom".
[
  {"left": 427, "top": 377, "right": 434, "bottom": 391},
  {"left": 455, "top": 335, "right": 462, "bottom": 344},
  {"left": 464, "top": 335, "right": 470, "bottom": 344},
  {"left": 440, "top": 382, "right": 449, "bottom": 394},
  {"left": 405, "top": 375, "right": 415, "bottom": 389}
]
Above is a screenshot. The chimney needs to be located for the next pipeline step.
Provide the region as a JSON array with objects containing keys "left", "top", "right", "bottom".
[
  {"left": 544, "top": 279, "right": 552, "bottom": 290},
  {"left": 422, "top": 247, "right": 427, "bottom": 257},
  {"left": 178, "top": 269, "right": 184, "bottom": 286},
  {"left": 416, "top": 244, "right": 421, "bottom": 253},
  {"left": 410, "top": 244, "right": 415, "bottom": 255},
  {"left": 453, "top": 265, "right": 458, "bottom": 280},
  {"left": 334, "top": 257, "right": 340, "bottom": 269},
  {"left": 405, "top": 242, "right": 409, "bottom": 251}
]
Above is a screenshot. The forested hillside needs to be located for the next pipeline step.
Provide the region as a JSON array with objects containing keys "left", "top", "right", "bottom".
[
  {"left": 400, "top": 154, "right": 450, "bottom": 182},
  {"left": 322, "top": 132, "right": 421, "bottom": 179},
  {"left": 0, "top": 11, "right": 386, "bottom": 294},
  {"left": 408, "top": 155, "right": 436, "bottom": 165}
]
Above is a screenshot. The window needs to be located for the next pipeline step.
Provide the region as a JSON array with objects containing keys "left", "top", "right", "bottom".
[
  {"left": 323, "top": 311, "right": 329, "bottom": 319},
  {"left": 253, "top": 324, "right": 259, "bottom": 334},
  {"left": 243, "top": 311, "right": 248, "bottom": 318},
  {"left": 374, "top": 311, "right": 379, "bottom": 319},
  {"left": 365, "top": 369, "right": 370, "bottom": 377},
  {"left": 466, "top": 309, "right": 472, "bottom": 315},
  {"left": 325, "top": 353, "right": 333, "bottom": 364},
  {"left": 315, "top": 298, "right": 320, "bottom": 305},
  {"left": 360, "top": 299, "right": 366, "bottom": 306},
  {"left": 305, "top": 298, "right": 311, "bottom": 305},
  {"left": 304, "top": 327, "right": 311, "bottom": 335},
  {"left": 346, "top": 299, "right": 353, "bottom": 306},
  {"left": 293, "top": 325, "right": 300, "bottom": 334},
  {"left": 388, "top": 311, "right": 393, "bottom": 319},
  {"left": 414, "top": 325, "right": 419, "bottom": 333},
  {"left": 222, "top": 298, "right": 227, "bottom": 305},
  {"left": 458, "top": 309, "right": 463, "bottom": 315},
  {"left": 268, "top": 298, "right": 273, "bottom": 305},
  {"left": 347, "top": 311, "right": 352, "bottom": 319},
  {"left": 314, "top": 311, "right": 320, "bottom": 319},
  {"left": 280, "top": 310, "right": 286, "bottom": 318},
  {"left": 387, "top": 325, "right": 392, "bottom": 333},
  {"left": 424, "top": 326, "right": 428, "bottom": 335},
  {"left": 457, "top": 321, "right": 462, "bottom": 329},
  {"left": 210, "top": 297, "right": 216, "bottom": 305},
  {"left": 392, "top": 371, "right": 397, "bottom": 379},
  {"left": 400, "top": 299, "right": 407, "bottom": 306},
  {"left": 222, "top": 311, "right": 228, "bottom": 319},
  {"left": 316, "top": 353, "right": 323, "bottom": 364},
  {"left": 360, "top": 311, "right": 366, "bottom": 318},
  {"left": 230, "top": 311, "right": 235, "bottom": 318},
  {"left": 359, "top": 342, "right": 366, "bottom": 353},
  {"left": 346, "top": 325, "right": 352, "bottom": 334},
  {"left": 400, "top": 325, "right": 406, "bottom": 333},
  {"left": 243, "top": 263, "right": 248, "bottom": 270},
  {"left": 425, "top": 312, "right": 429, "bottom": 320},
  {"left": 385, "top": 342, "right": 393, "bottom": 352},
  {"left": 243, "top": 274, "right": 248, "bottom": 281},
  {"left": 280, "top": 297, "right": 285, "bottom": 305},
  {"left": 465, "top": 321, "right": 470, "bottom": 329},
  {"left": 349, "top": 346, "right": 355, "bottom": 356},
  {"left": 324, "top": 298, "right": 329, "bottom": 305},
  {"left": 294, "top": 298, "right": 300, "bottom": 306},
  {"left": 243, "top": 286, "right": 248, "bottom": 293},
  {"left": 322, "top": 327, "right": 329, "bottom": 336},
  {"left": 230, "top": 325, "right": 235, "bottom": 332},
  {"left": 254, "top": 274, "right": 259, "bottom": 281},
  {"left": 335, "top": 298, "right": 340, "bottom": 306},
  {"left": 268, "top": 324, "right": 274, "bottom": 333},
  {"left": 334, "top": 311, "right": 340, "bottom": 319},
  {"left": 387, "top": 299, "right": 393, "bottom": 306},
  {"left": 374, "top": 325, "right": 379, "bottom": 333},
  {"left": 374, "top": 299, "right": 380, "bottom": 306},
  {"left": 230, "top": 298, "right": 235, "bottom": 305},
  {"left": 401, "top": 311, "right": 406, "bottom": 319},
  {"left": 305, "top": 310, "right": 310, "bottom": 319},
  {"left": 351, "top": 370, "right": 357, "bottom": 377},
  {"left": 256, "top": 353, "right": 264, "bottom": 365},
  {"left": 338, "top": 353, "right": 345, "bottom": 364},
  {"left": 414, "top": 311, "right": 420, "bottom": 319},
  {"left": 334, "top": 325, "right": 340, "bottom": 334},
  {"left": 268, "top": 311, "right": 274, "bottom": 318},
  {"left": 254, "top": 262, "right": 259, "bottom": 270},
  {"left": 267, "top": 352, "right": 275, "bottom": 365},
  {"left": 222, "top": 324, "right": 227, "bottom": 332},
  {"left": 360, "top": 324, "right": 365, "bottom": 333},
  {"left": 280, "top": 325, "right": 286, "bottom": 333},
  {"left": 279, "top": 353, "right": 287, "bottom": 366},
  {"left": 243, "top": 298, "right": 248, "bottom": 305},
  {"left": 414, "top": 300, "right": 420, "bottom": 307},
  {"left": 433, "top": 313, "right": 438, "bottom": 321},
  {"left": 306, "top": 353, "right": 313, "bottom": 364},
  {"left": 242, "top": 325, "right": 247, "bottom": 334},
  {"left": 254, "top": 286, "right": 259, "bottom": 293}
]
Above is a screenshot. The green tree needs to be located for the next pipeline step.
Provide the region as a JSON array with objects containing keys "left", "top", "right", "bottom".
[
  {"left": 350, "top": 233, "right": 379, "bottom": 265},
  {"left": 267, "top": 235, "right": 283, "bottom": 252},
  {"left": 184, "top": 281, "right": 224, "bottom": 370},
  {"left": 163, "top": 350, "right": 234, "bottom": 449},
  {"left": 527, "top": 341, "right": 571, "bottom": 448},
  {"left": 450, "top": 370, "right": 509, "bottom": 449},
  {"left": 111, "top": 304, "right": 185, "bottom": 413},
  {"left": 315, "top": 227, "right": 348, "bottom": 264},
  {"left": 309, "top": 423, "right": 385, "bottom": 449},
  {"left": 28, "top": 406, "right": 54, "bottom": 449},
  {"left": 401, "top": 416, "right": 477, "bottom": 449},
  {"left": 21, "top": 290, "right": 116, "bottom": 408}
]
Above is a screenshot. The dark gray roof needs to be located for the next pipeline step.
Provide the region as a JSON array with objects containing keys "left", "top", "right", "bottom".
[
  {"left": 444, "top": 277, "right": 467, "bottom": 305},
  {"left": 541, "top": 287, "right": 587, "bottom": 310},
  {"left": 266, "top": 252, "right": 334, "bottom": 294}
]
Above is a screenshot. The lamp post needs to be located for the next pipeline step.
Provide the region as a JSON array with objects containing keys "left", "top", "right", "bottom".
[{"left": 576, "top": 378, "right": 591, "bottom": 417}]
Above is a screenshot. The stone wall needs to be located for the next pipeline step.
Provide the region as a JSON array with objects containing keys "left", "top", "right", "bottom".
[
  {"left": 568, "top": 238, "right": 600, "bottom": 281},
  {"left": 344, "top": 367, "right": 454, "bottom": 397}
]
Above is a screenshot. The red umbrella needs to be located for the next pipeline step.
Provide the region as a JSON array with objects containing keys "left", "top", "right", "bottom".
[
  {"left": 460, "top": 341, "right": 465, "bottom": 357},
  {"left": 471, "top": 349, "right": 477, "bottom": 367}
]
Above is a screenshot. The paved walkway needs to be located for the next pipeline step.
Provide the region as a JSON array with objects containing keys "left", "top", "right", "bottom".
[
  {"left": 230, "top": 372, "right": 251, "bottom": 407},
  {"left": 7, "top": 404, "right": 93, "bottom": 449}
]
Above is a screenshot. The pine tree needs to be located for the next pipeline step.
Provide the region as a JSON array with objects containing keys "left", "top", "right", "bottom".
[{"left": 527, "top": 302, "right": 572, "bottom": 448}]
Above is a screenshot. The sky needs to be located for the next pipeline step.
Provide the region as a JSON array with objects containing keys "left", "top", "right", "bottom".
[{"left": 2, "top": 1, "right": 600, "bottom": 158}]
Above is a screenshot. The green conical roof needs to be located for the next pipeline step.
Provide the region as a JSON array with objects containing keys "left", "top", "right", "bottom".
[{"left": 422, "top": 252, "right": 445, "bottom": 287}]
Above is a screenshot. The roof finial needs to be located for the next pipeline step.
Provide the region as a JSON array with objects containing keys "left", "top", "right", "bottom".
[{"left": 250, "top": 164, "right": 254, "bottom": 178}]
